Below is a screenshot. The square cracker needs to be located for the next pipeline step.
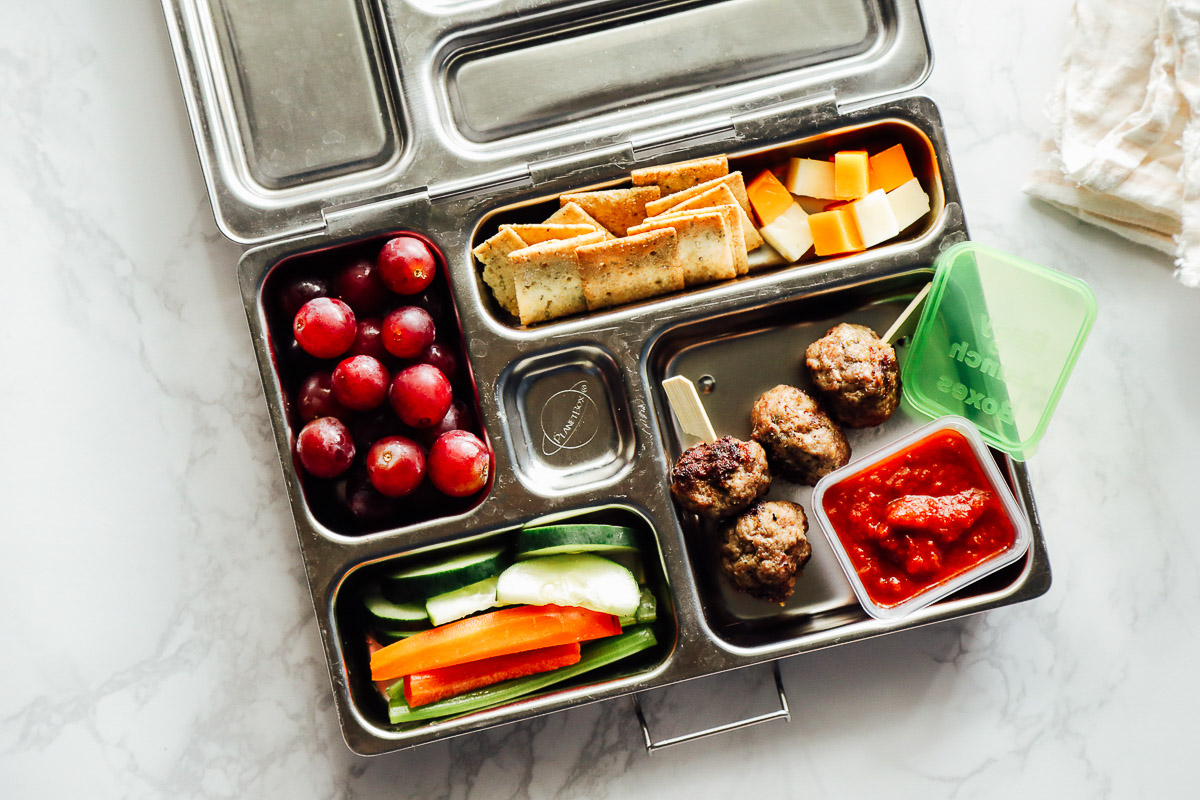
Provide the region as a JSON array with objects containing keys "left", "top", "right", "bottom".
[
  {"left": 545, "top": 202, "right": 615, "bottom": 239},
  {"left": 651, "top": 201, "right": 749, "bottom": 275},
  {"left": 575, "top": 229, "right": 683, "bottom": 310},
  {"left": 631, "top": 156, "right": 729, "bottom": 197},
  {"left": 558, "top": 186, "right": 661, "bottom": 236},
  {"left": 628, "top": 211, "right": 737, "bottom": 286},
  {"left": 508, "top": 231, "right": 606, "bottom": 325},
  {"left": 471, "top": 228, "right": 525, "bottom": 316},
  {"left": 651, "top": 183, "right": 761, "bottom": 260},
  {"left": 501, "top": 223, "right": 595, "bottom": 245},
  {"left": 644, "top": 171, "right": 752, "bottom": 217}
]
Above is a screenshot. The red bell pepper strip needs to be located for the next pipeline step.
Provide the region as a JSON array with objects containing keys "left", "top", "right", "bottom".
[
  {"left": 370, "top": 604, "right": 620, "bottom": 682},
  {"left": 404, "top": 642, "right": 581, "bottom": 707}
]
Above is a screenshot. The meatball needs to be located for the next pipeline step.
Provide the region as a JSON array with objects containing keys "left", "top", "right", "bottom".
[
  {"left": 718, "top": 501, "right": 812, "bottom": 604},
  {"left": 750, "top": 385, "right": 850, "bottom": 485},
  {"left": 670, "top": 435, "right": 771, "bottom": 519},
  {"left": 805, "top": 323, "right": 900, "bottom": 428}
]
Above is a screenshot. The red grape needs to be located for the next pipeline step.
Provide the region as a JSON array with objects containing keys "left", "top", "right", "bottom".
[
  {"left": 280, "top": 276, "right": 329, "bottom": 318},
  {"left": 297, "top": 370, "right": 348, "bottom": 422},
  {"left": 367, "top": 436, "right": 426, "bottom": 497},
  {"left": 336, "top": 468, "right": 397, "bottom": 524},
  {"left": 382, "top": 306, "right": 436, "bottom": 359},
  {"left": 377, "top": 236, "right": 436, "bottom": 295},
  {"left": 417, "top": 399, "right": 471, "bottom": 448},
  {"left": 346, "top": 317, "right": 389, "bottom": 361},
  {"left": 415, "top": 341, "right": 459, "bottom": 379},
  {"left": 294, "top": 298, "right": 357, "bottom": 359},
  {"left": 332, "top": 355, "right": 389, "bottom": 411},
  {"left": 389, "top": 364, "right": 453, "bottom": 428},
  {"left": 428, "top": 430, "right": 490, "bottom": 497},
  {"left": 334, "top": 257, "right": 389, "bottom": 316},
  {"left": 411, "top": 287, "right": 446, "bottom": 324},
  {"left": 296, "top": 417, "right": 355, "bottom": 479},
  {"left": 348, "top": 408, "right": 406, "bottom": 454}
]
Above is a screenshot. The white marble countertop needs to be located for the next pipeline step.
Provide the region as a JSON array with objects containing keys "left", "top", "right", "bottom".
[{"left": 3, "top": 1, "right": 1198, "bottom": 797}]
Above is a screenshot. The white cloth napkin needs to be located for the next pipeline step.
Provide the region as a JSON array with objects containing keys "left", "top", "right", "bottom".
[{"left": 1026, "top": 0, "right": 1200, "bottom": 287}]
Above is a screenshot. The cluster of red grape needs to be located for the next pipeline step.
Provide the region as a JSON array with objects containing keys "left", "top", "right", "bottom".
[{"left": 279, "top": 235, "right": 490, "bottom": 528}]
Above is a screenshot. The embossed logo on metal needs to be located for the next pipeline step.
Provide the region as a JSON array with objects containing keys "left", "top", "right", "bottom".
[{"left": 539, "top": 380, "right": 600, "bottom": 456}]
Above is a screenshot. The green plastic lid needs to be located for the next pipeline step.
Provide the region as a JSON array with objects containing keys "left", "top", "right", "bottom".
[{"left": 901, "top": 242, "right": 1097, "bottom": 460}]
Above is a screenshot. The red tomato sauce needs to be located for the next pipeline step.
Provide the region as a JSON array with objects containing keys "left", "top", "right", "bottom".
[{"left": 821, "top": 428, "right": 1017, "bottom": 609}]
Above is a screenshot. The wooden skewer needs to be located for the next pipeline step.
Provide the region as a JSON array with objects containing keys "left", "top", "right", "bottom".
[
  {"left": 662, "top": 375, "right": 717, "bottom": 443},
  {"left": 882, "top": 283, "right": 932, "bottom": 345}
]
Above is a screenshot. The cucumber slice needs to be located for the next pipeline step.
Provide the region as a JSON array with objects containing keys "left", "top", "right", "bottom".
[
  {"left": 364, "top": 589, "right": 430, "bottom": 630},
  {"left": 617, "top": 590, "right": 657, "bottom": 627},
  {"left": 515, "top": 524, "right": 639, "bottom": 560},
  {"left": 375, "top": 627, "right": 429, "bottom": 644},
  {"left": 425, "top": 575, "right": 500, "bottom": 627},
  {"left": 388, "top": 626, "right": 658, "bottom": 724},
  {"left": 382, "top": 547, "right": 509, "bottom": 603},
  {"left": 496, "top": 554, "right": 640, "bottom": 617}
]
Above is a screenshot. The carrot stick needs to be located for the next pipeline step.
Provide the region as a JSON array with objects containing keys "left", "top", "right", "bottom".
[
  {"left": 404, "top": 642, "right": 582, "bottom": 707},
  {"left": 370, "top": 605, "right": 620, "bottom": 682}
]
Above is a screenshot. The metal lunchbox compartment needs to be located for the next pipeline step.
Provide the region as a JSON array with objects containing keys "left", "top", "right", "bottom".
[{"left": 161, "top": 0, "right": 1051, "bottom": 755}]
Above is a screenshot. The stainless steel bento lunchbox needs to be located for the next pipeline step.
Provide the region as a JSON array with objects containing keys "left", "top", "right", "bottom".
[{"left": 161, "top": 0, "right": 1051, "bottom": 755}]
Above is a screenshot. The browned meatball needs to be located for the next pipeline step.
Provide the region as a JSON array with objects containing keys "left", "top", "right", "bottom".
[
  {"left": 805, "top": 323, "right": 900, "bottom": 428},
  {"left": 670, "top": 435, "right": 771, "bottom": 519},
  {"left": 750, "top": 385, "right": 850, "bottom": 485},
  {"left": 718, "top": 501, "right": 812, "bottom": 604}
]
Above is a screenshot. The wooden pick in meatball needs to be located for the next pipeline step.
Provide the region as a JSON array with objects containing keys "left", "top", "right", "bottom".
[
  {"left": 670, "top": 435, "right": 771, "bottom": 519},
  {"left": 750, "top": 384, "right": 850, "bottom": 485},
  {"left": 805, "top": 323, "right": 900, "bottom": 428},
  {"left": 718, "top": 500, "right": 812, "bottom": 604}
]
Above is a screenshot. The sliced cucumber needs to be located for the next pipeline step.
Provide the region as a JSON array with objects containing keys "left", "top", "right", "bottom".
[
  {"left": 496, "top": 554, "right": 640, "bottom": 617},
  {"left": 515, "top": 524, "right": 640, "bottom": 561},
  {"left": 382, "top": 546, "right": 509, "bottom": 603},
  {"left": 375, "top": 627, "right": 429, "bottom": 644},
  {"left": 617, "top": 589, "right": 657, "bottom": 628},
  {"left": 388, "top": 626, "right": 658, "bottom": 724},
  {"left": 425, "top": 575, "right": 500, "bottom": 627},
  {"left": 364, "top": 589, "right": 429, "bottom": 630}
]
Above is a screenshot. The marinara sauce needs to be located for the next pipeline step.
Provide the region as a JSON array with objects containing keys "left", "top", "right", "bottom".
[{"left": 820, "top": 428, "right": 1017, "bottom": 609}]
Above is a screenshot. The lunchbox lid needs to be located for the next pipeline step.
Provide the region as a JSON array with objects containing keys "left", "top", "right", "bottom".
[
  {"left": 901, "top": 243, "right": 1097, "bottom": 461},
  {"left": 162, "top": 0, "right": 933, "bottom": 244}
]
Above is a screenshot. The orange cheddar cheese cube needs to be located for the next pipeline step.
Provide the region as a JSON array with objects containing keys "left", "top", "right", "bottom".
[
  {"left": 834, "top": 151, "right": 870, "bottom": 200},
  {"left": 808, "top": 206, "right": 865, "bottom": 256},
  {"left": 747, "top": 170, "right": 794, "bottom": 226},
  {"left": 868, "top": 144, "right": 915, "bottom": 193}
]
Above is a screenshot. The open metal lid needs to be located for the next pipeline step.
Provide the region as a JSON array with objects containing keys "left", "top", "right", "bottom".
[{"left": 162, "top": 0, "right": 932, "bottom": 244}]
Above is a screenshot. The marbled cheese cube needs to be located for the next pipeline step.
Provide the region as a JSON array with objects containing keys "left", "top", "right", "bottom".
[
  {"left": 851, "top": 189, "right": 901, "bottom": 248},
  {"left": 760, "top": 203, "right": 814, "bottom": 262},
  {"left": 786, "top": 158, "right": 836, "bottom": 199}
]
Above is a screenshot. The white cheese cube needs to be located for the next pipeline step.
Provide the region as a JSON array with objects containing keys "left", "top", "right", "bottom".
[
  {"left": 759, "top": 203, "right": 814, "bottom": 262},
  {"left": 851, "top": 189, "right": 901, "bottom": 248},
  {"left": 786, "top": 158, "right": 837, "bottom": 199},
  {"left": 887, "top": 177, "right": 931, "bottom": 231}
]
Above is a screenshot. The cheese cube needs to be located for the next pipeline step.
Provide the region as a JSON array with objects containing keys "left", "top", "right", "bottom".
[
  {"left": 760, "top": 203, "right": 814, "bottom": 262},
  {"left": 887, "top": 177, "right": 931, "bottom": 231},
  {"left": 747, "top": 170, "right": 794, "bottom": 226},
  {"left": 786, "top": 158, "right": 836, "bottom": 199},
  {"left": 868, "top": 144, "right": 915, "bottom": 193},
  {"left": 850, "top": 189, "right": 900, "bottom": 248},
  {"left": 834, "top": 151, "right": 869, "bottom": 200},
  {"left": 808, "top": 207, "right": 864, "bottom": 256}
]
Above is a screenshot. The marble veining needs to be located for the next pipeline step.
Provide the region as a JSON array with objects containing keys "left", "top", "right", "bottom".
[{"left": 2, "top": 0, "right": 1198, "bottom": 797}]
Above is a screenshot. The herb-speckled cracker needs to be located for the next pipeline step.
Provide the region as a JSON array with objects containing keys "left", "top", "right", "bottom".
[
  {"left": 508, "top": 231, "right": 607, "bottom": 325},
  {"left": 628, "top": 211, "right": 737, "bottom": 286},
  {"left": 558, "top": 186, "right": 661, "bottom": 236},
  {"left": 471, "top": 227, "right": 526, "bottom": 316},
  {"left": 575, "top": 229, "right": 683, "bottom": 310},
  {"left": 631, "top": 156, "right": 729, "bottom": 197}
]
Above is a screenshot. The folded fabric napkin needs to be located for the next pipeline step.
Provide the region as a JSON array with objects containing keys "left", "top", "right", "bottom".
[{"left": 1026, "top": 0, "right": 1200, "bottom": 287}]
